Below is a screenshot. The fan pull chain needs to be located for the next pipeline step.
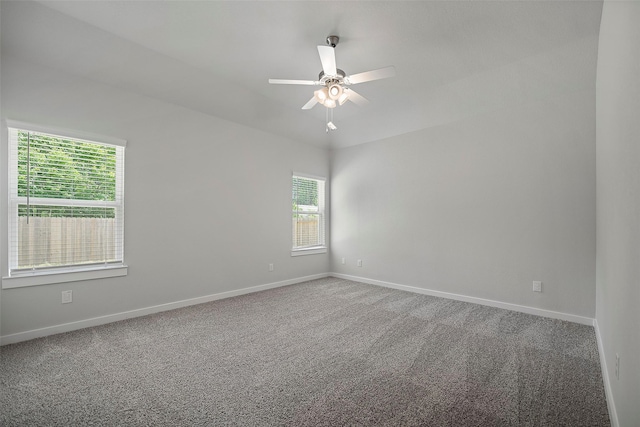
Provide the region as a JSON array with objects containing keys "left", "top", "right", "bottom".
[{"left": 326, "top": 108, "right": 329, "bottom": 133}]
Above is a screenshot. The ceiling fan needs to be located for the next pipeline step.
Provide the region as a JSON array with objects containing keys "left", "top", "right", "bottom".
[{"left": 268, "top": 35, "right": 395, "bottom": 131}]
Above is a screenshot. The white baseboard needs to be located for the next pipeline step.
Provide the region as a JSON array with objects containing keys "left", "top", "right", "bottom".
[
  {"left": 331, "top": 273, "right": 594, "bottom": 326},
  {"left": 594, "top": 319, "right": 619, "bottom": 427},
  {"left": 0, "top": 273, "right": 329, "bottom": 346},
  {"left": 0, "top": 271, "right": 595, "bottom": 343}
]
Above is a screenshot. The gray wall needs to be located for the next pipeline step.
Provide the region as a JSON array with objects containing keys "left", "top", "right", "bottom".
[
  {"left": 331, "top": 87, "right": 596, "bottom": 317},
  {"left": 596, "top": 1, "right": 640, "bottom": 425},
  {"left": 0, "top": 55, "right": 330, "bottom": 337}
]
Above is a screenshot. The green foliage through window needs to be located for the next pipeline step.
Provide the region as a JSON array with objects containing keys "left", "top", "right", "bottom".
[
  {"left": 292, "top": 177, "right": 318, "bottom": 208},
  {"left": 18, "top": 205, "right": 115, "bottom": 219},
  {"left": 18, "top": 131, "right": 116, "bottom": 203}
]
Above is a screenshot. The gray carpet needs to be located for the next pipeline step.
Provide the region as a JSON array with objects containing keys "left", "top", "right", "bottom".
[{"left": 1, "top": 277, "right": 610, "bottom": 426}]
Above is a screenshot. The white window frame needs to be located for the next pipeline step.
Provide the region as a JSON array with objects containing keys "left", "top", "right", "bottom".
[
  {"left": 291, "top": 172, "right": 327, "bottom": 257},
  {"left": 2, "top": 120, "right": 127, "bottom": 289}
]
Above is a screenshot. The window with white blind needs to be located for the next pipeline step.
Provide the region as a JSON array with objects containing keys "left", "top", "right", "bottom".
[
  {"left": 4, "top": 121, "right": 127, "bottom": 288},
  {"left": 292, "top": 173, "right": 326, "bottom": 256}
]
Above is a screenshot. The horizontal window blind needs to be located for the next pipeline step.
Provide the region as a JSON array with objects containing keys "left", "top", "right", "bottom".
[
  {"left": 292, "top": 174, "right": 325, "bottom": 250},
  {"left": 8, "top": 125, "right": 125, "bottom": 274}
]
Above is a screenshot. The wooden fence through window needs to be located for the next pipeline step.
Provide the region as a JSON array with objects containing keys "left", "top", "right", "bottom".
[
  {"left": 294, "top": 218, "right": 320, "bottom": 248},
  {"left": 18, "top": 217, "right": 116, "bottom": 268}
]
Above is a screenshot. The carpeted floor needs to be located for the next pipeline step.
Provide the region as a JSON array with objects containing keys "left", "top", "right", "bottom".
[{"left": 0, "top": 277, "right": 610, "bottom": 426}]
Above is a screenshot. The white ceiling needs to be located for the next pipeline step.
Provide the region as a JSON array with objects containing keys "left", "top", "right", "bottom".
[{"left": 1, "top": 1, "right": 603, "bottom": 149}]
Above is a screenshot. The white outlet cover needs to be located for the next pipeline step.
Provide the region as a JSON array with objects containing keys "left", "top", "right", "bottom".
[
  {"left": 61, "top": 290, "right": 73, "bottom": 304},
  {"left": 533, "top": 281, "right": 542, "bottom": 292}
]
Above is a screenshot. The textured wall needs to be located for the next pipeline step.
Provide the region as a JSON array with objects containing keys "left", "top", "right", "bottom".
[
  {"left": 331, "top": 86, "right": 597, "bottom": 317},
  {"left": 0, "top": 55, "right": 330, "bottom": 337},
  {"left": 596, "top": 1, "right": 640, "bottom": 425}
]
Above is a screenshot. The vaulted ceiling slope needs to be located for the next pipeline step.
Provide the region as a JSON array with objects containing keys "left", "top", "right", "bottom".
[{"left": 1, "top": 1, "right": 603, "bottom": 149}]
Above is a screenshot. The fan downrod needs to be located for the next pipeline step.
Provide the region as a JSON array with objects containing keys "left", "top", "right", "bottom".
[{"left": 326, "top": 35, "right": 339, "bottom": 48}]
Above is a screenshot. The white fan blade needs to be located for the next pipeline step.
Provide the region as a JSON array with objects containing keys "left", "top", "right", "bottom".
[
  {"left": 269, "top": 79, "right": 318, "bottom": 85},
  {"left": 345, "top": 66, "right": 396, "bottom": 84},
  {"left": 344, "top": 88, "right": 368, "bottom": 106},
  {"left": 317, "top": 45, "right": 337, "bottom": 76},
  {"left": 301, "top": 96, "right": 318, "bottom": 110}
]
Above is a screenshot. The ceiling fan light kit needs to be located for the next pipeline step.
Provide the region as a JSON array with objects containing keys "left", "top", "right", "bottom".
[
  {"left": 314, "top": 83, "right": 344, "bottom": 108},
  {"left": 314, "top": 87, "right": 328, "bottom": 102},
  {"left": 328, "top": 84, "right": 343, "bottom": 100},
  {"left": 268, "top": 35, "right": 395, "bottom": 131}
]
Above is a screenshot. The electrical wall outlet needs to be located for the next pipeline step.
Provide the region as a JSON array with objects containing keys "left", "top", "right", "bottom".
[
  {"left": 268, "top": 263, "right": 274, "bottom": 272},
  {"left": 341, "top": 257, "right": 345, "bottom": 265},
  {"left": 61, "top": 290, "right": 73, "bottom": 304},
  {"left": 532, "top": 281, "right": 542, "bottom": 292},
  {"left": 357, "top": 259, "right": 362, "bottom": 267},
  {"left": 615, "top": 353, "right": 620, "bottom": 380}
]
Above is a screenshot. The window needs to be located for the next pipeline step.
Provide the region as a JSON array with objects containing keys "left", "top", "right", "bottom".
[
  {"left": 4, "top": 121, "right": 126, "bottom": 288},
  {"left": 292, "top": 173, "right": 326, "bottom": 256}
]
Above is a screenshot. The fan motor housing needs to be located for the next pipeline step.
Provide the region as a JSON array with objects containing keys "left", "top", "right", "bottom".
[{"left": 318, "top": 69, "right": 346, "bottom": 83}]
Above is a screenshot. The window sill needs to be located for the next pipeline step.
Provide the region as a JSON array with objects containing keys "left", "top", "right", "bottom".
[
  {"left": 291, "top": 247, "right": 327, "bottom": 257},
  {"left": 2, "top": 265, "right": 128, "bottom": 289}
]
